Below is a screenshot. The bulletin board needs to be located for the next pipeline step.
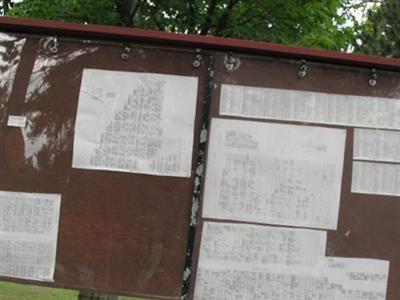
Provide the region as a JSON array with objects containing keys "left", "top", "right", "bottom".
[
  {"left": 190, "top": 53, "right": 400, "bottom": 300},
  {"left": 1, "top": 17, "right": 400, "bottom": 300},
  {"left": 0, "top": 28, "right": 208, "bottom": 299}
]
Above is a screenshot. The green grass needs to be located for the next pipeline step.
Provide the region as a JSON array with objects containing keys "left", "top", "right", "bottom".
[
  {"left": 0, "top": 281, "right": 146, "bottom": 300},
  {"left": 0, "top": 281, "right": 78, "bottom": 300}
]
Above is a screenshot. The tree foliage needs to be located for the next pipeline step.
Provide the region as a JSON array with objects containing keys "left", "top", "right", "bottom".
[
  {"left": 2, "top": 0, "right": 355, "bottom": 50},
  {"left": 135, "top": 0, "right": 354, "bottom": 50},
  {"left": 353, "top": 0, "right": 400, "bottom": 58},
  {"left": 3, "top": 0, "right": 120, "bottom": 25}
]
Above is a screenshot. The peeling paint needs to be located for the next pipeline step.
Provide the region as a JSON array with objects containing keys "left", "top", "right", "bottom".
[{"left": 200, "top": 126, "right": 207, "bottom": 143}]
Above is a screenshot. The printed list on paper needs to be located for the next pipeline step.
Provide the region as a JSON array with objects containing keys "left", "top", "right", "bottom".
[
  {"left": 354, "top": 128, "right": 400, "bottom": 163},
  {"left": 0, "top": 191, "right": 61, "bottom": 282},
  {"left": 73, "top": 69, "right": 198, "bottom": 177},
  {"left": 220, "top": 84, "right": 400, "bottom": 130},
  {"left": 352, "top": 161, "right": 400, "bottom": 196},
  {"left": 194, "top": 222, "right": 389, "bottom": 300},
  {"left": 202, "top": 118, "right": 346, "bottom": 230}
]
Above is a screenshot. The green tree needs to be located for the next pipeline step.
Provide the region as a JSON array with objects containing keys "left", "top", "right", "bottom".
[
  {"left": 3, "top": 0, "right": 120, "bottom": 25},
  {"left": 353, "top": 0, "right": 400, "bottom": 58},
  {"left": 2, "top": 0, "right": 355, "bottom": 51},
  {"left": 135, "top": 0, "right": 355, "bottom": 50}
]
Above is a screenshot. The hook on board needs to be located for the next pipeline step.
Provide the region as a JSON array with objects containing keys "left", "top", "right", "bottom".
[
  {"left": 48, "top": 37, "right": 60, "bottom": 54},
  {"left": 192, "top": 48, "right": 203, "bottom": 68},
  {"left": 225, "top": 52, "right": 239, "bottom": 72},
  {"left": 298, "top": 59, "right": 308, "bottom": 78},
  {"left": 121, "top": 44, "right": 132, "bottom": 60},
  {"left": 369, "top": 68, "right": 377, "bottom": 86}
]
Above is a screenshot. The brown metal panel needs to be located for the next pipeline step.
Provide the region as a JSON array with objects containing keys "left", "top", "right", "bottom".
[
  {"left": 0, "top": 35, "right": 207, "bottom": 299},
  {"left": 189, "top": 53, "right": 400, "bottom": 299},
  {"left": 2, "top": 19, "right": 400, "bottom": 300},
  {"left": 1, "top": 17, "right": 400, "bottom": 71}
]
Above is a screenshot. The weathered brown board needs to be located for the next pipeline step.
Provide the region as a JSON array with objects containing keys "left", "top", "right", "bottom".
[
  {"left": 1, "top": 17, "right": 400, "bottom": 300},
  {"left": 0, "top": 33, "right": 207, "bottom": 299},
  {"left": 189, "top": 53, "right": 400, "bottom": 300}
]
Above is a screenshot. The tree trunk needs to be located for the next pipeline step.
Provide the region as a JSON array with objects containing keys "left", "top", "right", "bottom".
[
  {"left": 2, "top": 0, "right": 12, "bottom": 14},
  {"left": 116, "top": 0, "right": 140, "bottom": 27}
]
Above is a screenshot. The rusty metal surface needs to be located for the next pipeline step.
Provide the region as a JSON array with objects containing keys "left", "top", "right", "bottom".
[
  {"left": 1, "top": 17, "right": 400, "bottom": 71},
  {"left": 188, "top": 53, "right": 400, "bottom": 300},
  {"left": 0, "top": 35, "right": 207, "bottom": 299},
  {"left": 3, "top": 18, "right": 400, "bottom": 300}
]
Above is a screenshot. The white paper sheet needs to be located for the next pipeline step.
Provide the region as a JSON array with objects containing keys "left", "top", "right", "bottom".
[
  {"left": 220, "top": 84, "right": 400, "bottom": 130},
  {"left": 195, "top": 266, "right": 324, "bottom": 300},
  {"left": 194, "top": 222, "right": 327, "bottom": 300},
  {"left": 0, "top": 191, "right": 61, "bottom": 281},
  {"left": 198, "top": 222, "right": 327, "bottom": 270},
  {"left": 194, "top": 260, "right": 388, "bottom": 300},
  {"left": 322, "top": 257, "right": 389, "bottom": 300},
  {"left": 354, "top": 128, "right": 400, "bottom": 162},
  {"left": 194, "top": 222, "right": 389, "bottom": 300},
  {"left": 72, "top": 69, "right": 198, "bottom": 177},
  {"left": 352, "top": 161, "right": 400, "bottom": 196},
  {"left": 7, "top": 115, "right": 27, "bottom": 127},
  {"left": 202, "top": 118, "right": 346, "bottom": 229}
]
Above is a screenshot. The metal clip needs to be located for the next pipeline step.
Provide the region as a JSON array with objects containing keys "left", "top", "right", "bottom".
[
  {"left": 192, "top": 48, "right": 203, "bottom": 68},
  {"left": 121, "top": 44, "right": 132, "bottom": 60},
  {"left": 369, "top": 68, "right": 377, "bottom": 86},
  {"left": 298, "top": 59, "right": 307, "bottom": 78},
  {"left": 48, "top": 37, "right": 60, "bottom": 54},
  {"left": 225, "top": 52, "right": 239, "bottom": 72}
]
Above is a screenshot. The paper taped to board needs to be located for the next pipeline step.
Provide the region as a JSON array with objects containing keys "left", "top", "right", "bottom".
[
  {"left": 0, "top": 191, "right": 61, "bottom": 282},
  {"left": 354, "top": 128, "right": 400, "bottom": 162},
  {"left": 194, "top": 222, "right": 389, "bottom": 300},
  {"left": 202, "top": 118, "right": 346, "bottom": 229},
  {"left": 198, "top": 222, "right": 327, "bottom": 270},
  {"left": 194, "top": 259, "right": 389, "bottom": 300},
  {"left": 352, "top": 161, "right": 400, "bottom": 196},
  {"left": 194, "top": 222, "right": 327, "bottom": 300},
  {"left": 220, "top": 84, "right": 400, "bottom": 130},
  {"left": 322, "top": 257, "right": 389, "bottom": 300},
  {"left": 7, "top": 115, "right": 27, "bottom": 127},
  {"left": 73, "top": 69, "right": 198, "bottom": 177}
]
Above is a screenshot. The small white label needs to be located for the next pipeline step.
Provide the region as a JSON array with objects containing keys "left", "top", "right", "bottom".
[{"left": 7, "top": 115, "right": 27, "bottom": 128}]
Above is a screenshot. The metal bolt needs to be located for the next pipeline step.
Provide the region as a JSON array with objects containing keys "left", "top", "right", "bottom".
[
  {"left": 298, "top": 59, "right": 308, "bottom": 78},
  {"left": 48, "top": 37, "right": 60, "bottom": 54},
  {"left": 121, "top": 45, "right": 132, "bottom": 60},
  {"left": 369, "top": 68, "right": 377, "bottom": 86},
  {"left": 192, "top": 49, "right": 203, "bottom": 68},
  {"left": 225, "top": 52, "right": 238, "bottom": 72}
]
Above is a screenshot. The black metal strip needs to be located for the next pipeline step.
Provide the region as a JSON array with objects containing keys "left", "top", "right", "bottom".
[{"left": 181, "top": 54, "right": 215, "bottom": 299}]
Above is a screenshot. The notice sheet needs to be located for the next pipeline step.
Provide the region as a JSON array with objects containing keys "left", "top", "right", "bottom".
[
  {"left": 352, "top": 161, "right": 400, "bottom": 196},
  {"left": 220, "top": 84, "right": 400, "bottom": 130},
  {"left": 73, "top": 69, "right": 198, "bottom": 177},
  {"left": 354, "top": 128, "right": 400, "bottom": 162},
  {"left": 194, "top": 222, "right": 389, "bottom": 300},
  {"left": 202, "top": 118, "right": 346, "bottom": 229},
  {"left": 0, "top": 191, "right": 61, "bottom": 281}
]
